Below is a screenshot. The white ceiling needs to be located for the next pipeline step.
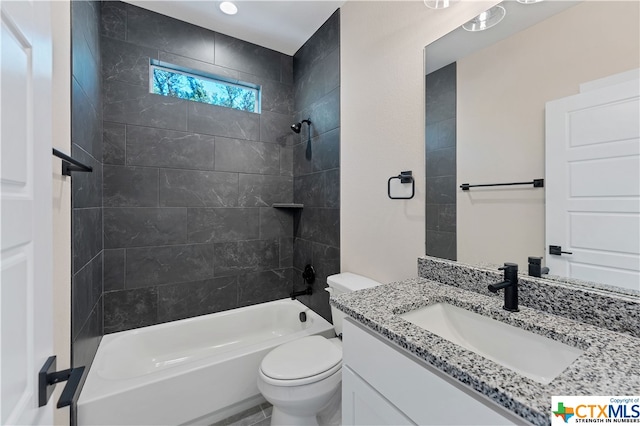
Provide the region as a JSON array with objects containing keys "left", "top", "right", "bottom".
[{"left": 123, "top": 0, "right": 346, "bottom": 56}]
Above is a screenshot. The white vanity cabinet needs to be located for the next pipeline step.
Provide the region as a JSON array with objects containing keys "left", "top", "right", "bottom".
[{"left": 341, "top": 318, "right": 525, "bottom": 426}]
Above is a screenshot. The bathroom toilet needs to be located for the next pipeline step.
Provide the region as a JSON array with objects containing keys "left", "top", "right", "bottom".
[{"left": 257, "top": 272, "right": 382, "bottom": 425}]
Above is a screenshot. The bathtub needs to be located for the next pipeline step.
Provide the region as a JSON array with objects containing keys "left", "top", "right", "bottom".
[{"left": 77, "top": 298, "right": 335, "bottom": 425}]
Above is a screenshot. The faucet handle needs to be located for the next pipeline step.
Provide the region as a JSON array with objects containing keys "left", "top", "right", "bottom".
[
  {"left": 498, "top": 263, "right": 519, "bottom": 283},
  {"left": 498, "top": 262, "right": 518, "bottom": 271}
]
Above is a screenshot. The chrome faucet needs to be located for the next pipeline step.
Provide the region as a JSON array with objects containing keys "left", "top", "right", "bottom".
[{"left": 487, "top": 263, "right": 519, "bottom": 312}]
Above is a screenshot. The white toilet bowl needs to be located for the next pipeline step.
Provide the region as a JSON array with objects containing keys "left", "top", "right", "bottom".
[
  {"left": 257, "top": 273, "right": 383, "bottom": 425},
  {"left": 257, "top": 335, "right": 342, "bottom": 425}
]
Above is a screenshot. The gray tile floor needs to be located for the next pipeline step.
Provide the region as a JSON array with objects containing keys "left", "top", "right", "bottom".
[
  {"left": 214, "top": 393, "right": 341, "bottom": 426},
  {"left": 214, "top": 403, "right": 272, "bottom": 426}
]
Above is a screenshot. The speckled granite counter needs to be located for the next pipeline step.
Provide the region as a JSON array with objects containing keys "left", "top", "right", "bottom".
[
  {"left": 331, "top": 276, "right": 640, "bottom": 426},
  {"left": 418, "top": 256, "right": 640, "bottom": 338}
]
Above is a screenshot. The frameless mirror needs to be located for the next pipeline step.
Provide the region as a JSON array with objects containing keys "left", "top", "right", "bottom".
[{"left": 425, "top": 0, "right": 640, "bottom": 293}]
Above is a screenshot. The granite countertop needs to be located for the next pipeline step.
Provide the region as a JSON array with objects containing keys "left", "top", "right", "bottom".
[{"left": 330, "top": 278, "right": 640, "bottom": 426}]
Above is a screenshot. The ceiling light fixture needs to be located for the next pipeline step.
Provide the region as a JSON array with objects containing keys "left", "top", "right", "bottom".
[
  {"left": 462, "top": 5, "right": 506, "bottom": 32},
  {"left": 516, "top": 0, "right": 544, "bottom": 3},
  {"left": 424, "top": 0, "right": 454, "bottom": 10},
  {"left": 219, "top": 1, "right": 238, "bottom": 15}
]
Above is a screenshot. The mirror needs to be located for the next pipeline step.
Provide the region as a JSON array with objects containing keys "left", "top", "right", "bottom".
[{"left": 425, "top": 0, "right": 640, "bottom": 293}]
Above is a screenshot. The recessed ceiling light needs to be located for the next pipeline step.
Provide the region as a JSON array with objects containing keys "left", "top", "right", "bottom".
[
  {"left": 462, "top": 5, "right": 506, "bottom": 32},
  {"left": 219, "top": 1, "right": 238, "bottom": 15},
  {"left": 424, "top": 0, "right": 454, "bottom": 9},
  {"left": 516, "top": 0, "right": 544, "bottom": 3}
]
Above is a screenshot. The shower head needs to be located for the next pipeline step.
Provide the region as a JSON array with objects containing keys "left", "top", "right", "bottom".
[{"left": 290, "top": 118, "right": 311, "bottom": 134}]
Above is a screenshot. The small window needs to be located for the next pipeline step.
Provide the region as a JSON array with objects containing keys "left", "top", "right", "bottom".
[{"left": 150, "top": 61, "right": 260, "bottom": 113}]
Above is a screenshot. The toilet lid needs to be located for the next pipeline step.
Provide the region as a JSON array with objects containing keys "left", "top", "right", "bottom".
[{"left": 260, "top": 336, "right": 342, "bottom": 381}]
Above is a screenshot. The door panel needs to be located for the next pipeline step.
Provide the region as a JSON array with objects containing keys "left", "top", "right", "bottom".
[
  {"left": 570, "top": 157, "right": 639, "bottom": 197},
  {"left": 545, "top": 73, "right": 640, "bottom": 291},
  {"left": 0, "top": 15, "right": 29, "bottom": 186},
  {"left": 1, "top": 0, "right": 54, "bottom": 424},
  {"left": 570, "top": 263, "right": 639, "bottom": 289},
  {"left": 1, "top": 254, "right": 28, "bottom": 423},
  {"left": 568, "top": 98, "right": 640, "bottom": 146},
  {"left": 570, "top": 213, "right": 639, "bottom": 254}
]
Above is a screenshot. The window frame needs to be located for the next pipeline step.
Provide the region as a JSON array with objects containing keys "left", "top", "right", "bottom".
[{"left": 149, "top": 59, "right": 261, "bottom": 113}]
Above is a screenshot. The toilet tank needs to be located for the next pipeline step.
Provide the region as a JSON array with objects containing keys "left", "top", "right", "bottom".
[{"left": 326, "top": 272, "right": 382, "bottom": 336}]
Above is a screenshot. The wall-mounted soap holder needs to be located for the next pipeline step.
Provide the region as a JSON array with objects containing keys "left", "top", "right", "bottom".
[{"left": 388, "top": 171, "right": 415, "bottom": 200}]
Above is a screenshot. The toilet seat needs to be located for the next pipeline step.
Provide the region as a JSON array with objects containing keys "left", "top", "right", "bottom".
[{"left": 259, "top": 336, "right": 342, "bottom": 387}]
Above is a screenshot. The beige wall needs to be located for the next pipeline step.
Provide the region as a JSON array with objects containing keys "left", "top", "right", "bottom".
[
  {"left": 340, "top": 1, "right": 498, "bottom": 283},
  {"left": 51, "top": 1, "right": 71, "bottom": 424},
  {"left": 456, "top": 1, "right": 640, "bottom": 268}
]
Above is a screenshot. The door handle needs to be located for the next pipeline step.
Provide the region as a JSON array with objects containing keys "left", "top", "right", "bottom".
[
  {"left": 38, "top": 356, "right": 85, "bottom": 408},
  {"left": 549, "top": 245, "right": 573, "bottom": 256}
]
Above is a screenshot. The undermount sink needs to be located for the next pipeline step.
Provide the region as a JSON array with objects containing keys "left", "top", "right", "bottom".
[{"left": 399, "top": 303, "right": 584, "bottom": 384}]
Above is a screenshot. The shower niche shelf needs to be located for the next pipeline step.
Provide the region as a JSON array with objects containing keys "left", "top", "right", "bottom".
[{"left": 272, "top": 203, "right": 304, "bottom": 209}]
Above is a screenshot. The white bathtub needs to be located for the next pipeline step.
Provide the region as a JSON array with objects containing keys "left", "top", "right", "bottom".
[{"left": 77, "top": 298, "right": 335, "bottom": 425}]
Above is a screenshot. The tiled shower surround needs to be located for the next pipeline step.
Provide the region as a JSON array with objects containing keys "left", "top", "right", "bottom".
[
  {"left": 96, "top": 2, "right": 340, "bottom": 332},
  {"left": 425, "top": 63, "right": 456, "bottom": 260},
  {"left": 71, "top": 0, "right": 103, "bottom": 390},
  {"left": 292, "top": 10, "right": 341, "bottom": 322}
]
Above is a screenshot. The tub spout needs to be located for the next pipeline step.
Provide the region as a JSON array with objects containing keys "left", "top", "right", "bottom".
[{"left": 290, "top": 287, "right": 312, "bottom": 300}]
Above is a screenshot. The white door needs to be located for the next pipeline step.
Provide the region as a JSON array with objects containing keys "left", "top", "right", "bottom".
[
  {"left": 545, "top": 73, "right": 640, "bottom": 291},
  {"left": 1, "top": 0, "right": 54, "bottom": 424}
]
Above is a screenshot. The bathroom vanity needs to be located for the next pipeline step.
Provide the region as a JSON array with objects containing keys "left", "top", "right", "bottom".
[
  {"left": 342, "top": 318, "right": 522, "bottom": 425},
  {"left": 332, "top": 257, "right": 640, "bottom": 426}
]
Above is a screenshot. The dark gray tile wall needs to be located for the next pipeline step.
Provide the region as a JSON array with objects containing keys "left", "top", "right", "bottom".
[
  {"left": 71, "top": 0, "right": 104, "bottom": 404},
  {"left": 292, "top": 10, "right": 341, "bottom": 322},
  {"left": 100, "top": 2, "right": 295, "bottom": 333},
  {"left": 425, "top": 62, "right": 457, "bottom": 261}
]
